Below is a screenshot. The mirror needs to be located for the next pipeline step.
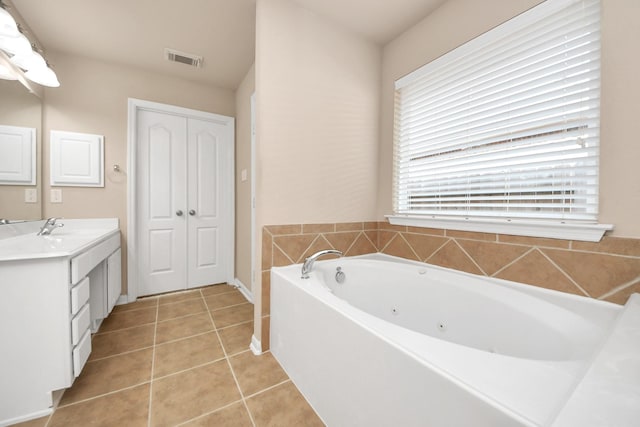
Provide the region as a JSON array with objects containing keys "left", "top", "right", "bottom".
[{"left": 0, "top": 78, "right": 42, "bottom": 222}]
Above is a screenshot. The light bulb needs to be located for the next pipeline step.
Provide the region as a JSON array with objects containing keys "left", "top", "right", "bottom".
[
  {"left": 0, "top": 33, "right": 32, "bottom": 55},
  {"left": 0, "top": 7, "right": 19, "bottom": 38}
]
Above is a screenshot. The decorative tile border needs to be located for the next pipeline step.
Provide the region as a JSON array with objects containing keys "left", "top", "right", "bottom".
[{"left": 260, "top": 222, "right": 640, "bottom": 350}]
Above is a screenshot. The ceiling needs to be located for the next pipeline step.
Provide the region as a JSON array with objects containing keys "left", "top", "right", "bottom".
[{"left": 9, "top": 0, "right": 446, "bottom": 90}]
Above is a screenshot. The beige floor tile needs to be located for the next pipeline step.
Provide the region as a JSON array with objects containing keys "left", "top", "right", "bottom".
[
  {"left": 229, "top": 351, "right": 289, "bottom": 396},
  {"left": 90, "top": 324, "right": 155, "bottom": 360},
  {"left": 98, "top": 306, "right": 157, "bottom": 332},
  {"left": 205, "top": 290, "right": 247, "bottom": 311},
  {"left": 181, "top": 402, "right": 253, "bottom": 427},
  {"left": 60, "top": 348, "right": 153, "bottom": 405},
  {"left": 218, "top": 322, "right": 254, "bottom": 355},
  {"left": 48, "top": 384, "right": 150, "bottom": 427},
  {"left": 112, "top": 297, "right": 159, "bottom": 313},
  {"left": 246, "top": 381, "right": 324, "bottom": 427},
  {"left": 158, "top": 289, "right": 202, "bottom": 305},
  {"left": 155, "top": 312, "right": 214, "bottom": 344},
  {"left": 211, "top": 303, "right": 253, "bottom": 329},
  {"left": 200, "top": 283, "right": 237, "bottom": 296},
  {"left": 10, "top": 415, "right": 50, "bottom": 427},
  {"left": 154, "top": 332, "right": 225, "bottom": 378},
  {"left": 157, "top": 298, "right": 207, "bottom": 322},
  {"left": 150, "top": 360, "right": 241, "bottom": 427}
]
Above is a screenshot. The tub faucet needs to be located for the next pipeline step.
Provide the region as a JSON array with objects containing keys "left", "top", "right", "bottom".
[
  {"left": 37, "top": 217, "right": 64, "bottom": 236},
  {"left": 301, "top": 249, "right": 342, "bottom": 279}
]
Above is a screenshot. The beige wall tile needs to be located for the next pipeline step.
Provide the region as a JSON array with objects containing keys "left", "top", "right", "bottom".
[
  {"left": 495, "top": 250, "right": 584, "bottom": 295},
  {"left": 364, "top": 230, "right": 379, "bottom": 250},
  {"left": 542, "top": 248, "right": 640, "bottom": 298},
  {"left": 426, "top": 241, "right": 484, "bottom": 275},
  {"left": 378, "top": 230, "right": 398, "bottom": 250},
  {"left": 572, "top": 236, "right": 640, "bottom": 257},
  {"left": 345, "top": 233, "right": 378, "bottom": 256},
  {"left": 497, "top": 234, "right": 570, "bottom": 249},
  {"left": 363, "top": 221, "right": 379, "bottom": 230},
  {"left": 261, "top": 316, "right": 271, "bottom": 350},
  {"left": 336, "top": 222, "right": 364, "bottom": 231},
  {"left": 457, "top": 240, "right": 530, "bottom": 277},
  {"left": 381, "top": 234, "right": 419, "bottom": 261},
  {"left": 378, "top": 222, "right": 407, "bottom": 232},
  {"left": 298, "top": 235, "right": 335, "bottom": 262},
  {"left": 302, "top": 223, "right": 335, "bottom": 233},
  {"left": 324, "top": 231, "right": 360, "bottom": 253},
  {"left": 402, "top": 233, "right": 449, "bottom": 262},
  {"left": 603, "top": 281, "right": 640, "bottom": 305},
  {"left": 446, "top": 230, "right": 497, "bottom": 242},
  {"left": 265, "top": 224, "right": 302, "bottom": 235},
  {"left": 274, "top": 234, "right": 317, "bottom": 263},
  {"left": 272, "top": 245, "right": 294, "bottom": 267},
  {"left": 261, "top": 271, "right": 271, "bottom": 316},
  {"left": 407, "top": 226, "right": 445, "bottom": 236},
  {"left": 262, "top": 229, "right": 273, "bottom": 270}
]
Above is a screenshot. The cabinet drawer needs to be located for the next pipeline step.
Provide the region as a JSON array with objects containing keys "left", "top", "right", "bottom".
[
  {"left": 71, "top": 304, "right": 91, "bottom": 346},
  {"left": 73, "top": 329, "right": 92, "bottom": 378},
  {"left": 70, "top": 277, "right": 90, "bottom": 315},
  {"left": 71, "top": 233, "right": 120, "bottom": 285}
]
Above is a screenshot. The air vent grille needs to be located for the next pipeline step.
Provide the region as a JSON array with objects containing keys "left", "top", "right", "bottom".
[{"left": 164, "top": 48, "right": 203, "bottom": 68}]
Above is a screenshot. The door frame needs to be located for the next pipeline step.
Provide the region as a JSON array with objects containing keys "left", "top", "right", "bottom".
[{"left": 127, "top": 98, "right": 235, "bottom": 302}]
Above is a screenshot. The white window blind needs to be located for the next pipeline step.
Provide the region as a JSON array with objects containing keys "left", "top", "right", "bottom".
[{"left": 393, "top": 0, "right": 600, "bottom": 222}]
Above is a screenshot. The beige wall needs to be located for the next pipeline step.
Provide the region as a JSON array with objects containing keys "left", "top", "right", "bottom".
[
  {"left": 377, "top": 0, "right": 640, "bottom": 238},
  {"left": 42, "top": 52, "right": 236, "bottom": 294},
  {"left": 235, "top": 64, "right": 255, "bottom": 291},
  {"left": 0, "top": 79, "right": 42, "bottom": 220},
  {"left": 254, "top": 0, "right": 382, "bottom": 345}
]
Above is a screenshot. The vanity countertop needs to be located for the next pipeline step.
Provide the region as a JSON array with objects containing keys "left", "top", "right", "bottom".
[{"left": 0, "top": 218, "right": 119, "bottom": 261}]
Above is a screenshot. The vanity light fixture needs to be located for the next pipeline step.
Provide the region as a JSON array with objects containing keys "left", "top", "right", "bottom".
[{"left": 0, "top": 1, "right": 59, "bottom": 87}]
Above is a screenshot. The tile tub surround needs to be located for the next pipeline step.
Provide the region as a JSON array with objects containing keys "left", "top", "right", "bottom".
[
  {"left": 261, "top": 221, "right": 640, "bottom": 350},
  {"left": 15, "top": 285, "right": 323, "bottom": 427}
]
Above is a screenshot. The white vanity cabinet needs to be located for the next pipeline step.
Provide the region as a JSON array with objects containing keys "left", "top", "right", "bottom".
[{"left": 0, "top": 220, "right": 121, "bottom": 426}]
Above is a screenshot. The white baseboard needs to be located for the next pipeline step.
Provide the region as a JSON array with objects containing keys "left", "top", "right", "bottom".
[
  {"left": 250, "top": 334, "right": 262, "bottom": 355},
  {"left": 234, "top": 278, "right": 253, "bottom": 303},
  {"left": 116, "top": 294, "right": 129, "bottom": 305}
]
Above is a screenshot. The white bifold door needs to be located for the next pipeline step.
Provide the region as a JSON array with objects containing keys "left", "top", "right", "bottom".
[{"left": 136, "top": 107, "right": 233, "bottom": 296}]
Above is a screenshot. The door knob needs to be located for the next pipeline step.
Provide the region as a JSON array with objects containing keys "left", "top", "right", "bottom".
[
  {"left": 189, "top": 210, "right": 196, "bottom": 216},
  {"left": 176, "top": 210, "right": 183, "bottom": 216}
]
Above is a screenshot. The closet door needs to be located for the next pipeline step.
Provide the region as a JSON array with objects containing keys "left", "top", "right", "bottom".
[
  {"left": 186, "top": 118, "right": 230, "bottom": 287},
  {"left": 137, "top": 110, "right": 188, "bottom": 296}
]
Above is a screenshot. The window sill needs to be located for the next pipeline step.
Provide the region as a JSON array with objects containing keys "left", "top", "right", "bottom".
[{"left": 386, "top": 215, "right": 613, "bottom": 242}]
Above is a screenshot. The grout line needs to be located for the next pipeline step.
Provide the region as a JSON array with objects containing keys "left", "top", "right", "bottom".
[
  {"left": 490, "top": 247, "right": 536, "bottom": 278},
  {"left": 596, "top": 275, "right": 640, "bottom": 300},
  {"left": 205, "top": 301, "right": 257, "bottom": 427},
  {"left": 94, "top": 321, "right": 156, "bottom": 336},
  {"left": 538, "top": 249, "right": 591, "bottom": 297},
  {"left": 87, "top": 344, "right": 155, "bottom": 363},
  {"left": 146, "top": 297, "right": 160, "bottom": 427},
  {"left": 452, "top": 239, "right": 487, "bottom": 276},
  {"left": 174, "top": 398, "right": 246, "bottom": 426},
  {"left": 208, "top": 301, "right": 252, "bottom": 313},
  {"left": 56, "top": 380, "right": 152, "bottom": 409},
  {"left": 243, "top": 378, "right": 291, "bottom": 400},
  {"left": 151, "top": 356, "right": 228, "bottom": 382},
  {"left": 424, "top": 238, "right": 452, "bottom": 264}
]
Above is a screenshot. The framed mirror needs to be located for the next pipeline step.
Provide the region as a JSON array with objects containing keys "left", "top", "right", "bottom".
[{"left": 0, "top": 78, "right": 42, "bottom": 222}]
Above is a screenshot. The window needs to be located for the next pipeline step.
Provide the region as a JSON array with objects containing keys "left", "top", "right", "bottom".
[{"left": 391, "top": 0, "right": 611, "bottom": 241}]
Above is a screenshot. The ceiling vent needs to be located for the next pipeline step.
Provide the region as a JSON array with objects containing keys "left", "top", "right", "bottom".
[{"left": 164, "top": 48, "right": 203, "bottom": 68}]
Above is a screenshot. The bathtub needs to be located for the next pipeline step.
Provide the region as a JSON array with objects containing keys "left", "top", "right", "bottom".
[{"left": 270, "top": 254, "right": 634, "bottom": 426}]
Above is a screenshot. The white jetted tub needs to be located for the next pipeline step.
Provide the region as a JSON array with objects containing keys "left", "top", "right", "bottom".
[{"left": 270, "top": 254, "right": 640, "bottom": 427}]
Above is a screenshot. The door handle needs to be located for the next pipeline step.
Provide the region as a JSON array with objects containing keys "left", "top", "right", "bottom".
[
  {"left": 189, "top": 210, "right": 196, "bottom": 216},
  {"left": 176, "top": 210, "right": 183, "bottom": 216}
]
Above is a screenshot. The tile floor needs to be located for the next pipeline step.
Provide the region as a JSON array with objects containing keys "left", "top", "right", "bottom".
[{"left": 15, "top": 284, "right": 324, "bottom": 427}]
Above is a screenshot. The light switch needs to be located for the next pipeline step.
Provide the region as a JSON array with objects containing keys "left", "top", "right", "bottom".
[
  {"left": 51, "top": 188, "right": 63, "bottom": 203},
  {"left": 24, "top": 188, "right": 38, "bottom": 203},
  {"left": 241, "top": 169, "right": 248, "bottom": 182}
]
